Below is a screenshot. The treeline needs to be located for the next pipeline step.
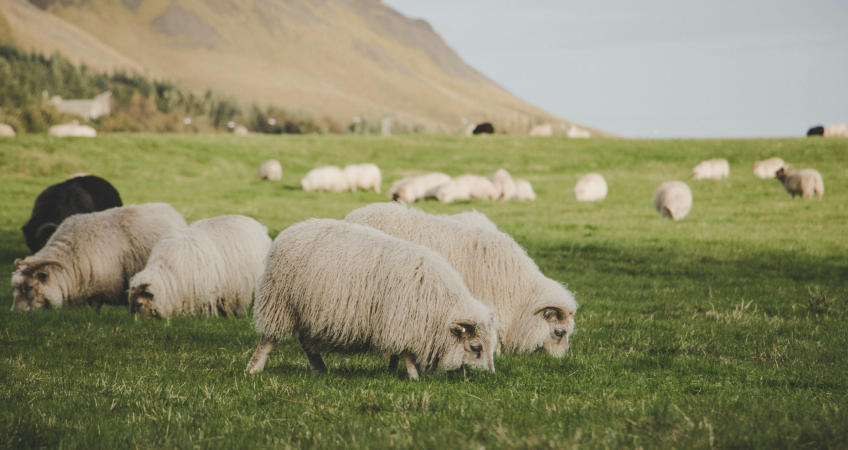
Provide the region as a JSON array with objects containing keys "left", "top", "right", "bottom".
[{"left": 0, "top": 45, "right": 336, "bottom": 134}]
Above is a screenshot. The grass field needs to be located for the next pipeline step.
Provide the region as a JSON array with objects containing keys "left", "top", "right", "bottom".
[{"left": 1, "top": 134, "right": 847, "bottom": 449}]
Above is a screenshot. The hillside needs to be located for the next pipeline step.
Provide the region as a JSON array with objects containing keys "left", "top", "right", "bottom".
[{"left": 0, "top": 0, "right": 609, "bottom": 134}]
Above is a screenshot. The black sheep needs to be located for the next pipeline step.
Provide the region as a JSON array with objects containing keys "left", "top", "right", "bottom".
[
  {"left": 472, "top": 123, "right": 495, "bottom": 134},
  {"left": 807, "top": 126, "right": 825, "bottom": 136}
]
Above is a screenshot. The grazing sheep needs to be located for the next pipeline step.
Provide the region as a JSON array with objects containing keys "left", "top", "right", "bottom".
[
  {"left": 0, "top": 124, "right": 15, "bottom": 137},
  {"left": 345, "top": 203, "right": 578, "bottom": 357},
  {"left": 258, "top": 160, "right": 283, "bottom": 181},
  {"left": 824, "top": 123, "right": 846, "bottom": 138},
  {"left": 11, "top": 203, "right": 187, "bottom": 312},
  {"left": 448, "top": 210, "right": 499, "bottom": 232},
  {"left": 529, "top": 124, "right": 553, "bottom": 137},
  {"left": 752, "top": 157, "right": 785, "bottom": 179},
  {"left": 233, "top": 125, "right": 249, "bottom": 136},
  {"left": 573, "top": 173, "right": 608, "bottom": 202},
  {"left": 247, "top": 219, "right": 497, "bottom": 379},
  {"left": 300, "top": 166, "right": 349, "bottom": 193},
  {"left": 807, "top": 125, "right": 824, "bottom": 136},
  {"left": 653, "top": 181, "right": 693, "bottom": 220},
  {"left": 343, "top": 163, "right": 382, "bottom": 193},
  {"left": 48, "top": 120, "right": 97, "bottom": 138},
  {"left": 472, "top": 123, "right": 495, "bottom": 134},
  {"left": 396, "top": 173, "right": 452, "bottom": 202},
  {"left": 387, "top": 177, "right": 413, "bottom": 200},
  {"left": 129, "top": 215, "right": 272, "bottom": 318},
  {"left": 566, "top": 124, "right": 591, "bottom": 139},
  {"left": 692, "top": 158, "right": 730, "bottom": 180},
  {"left": 775, "top": 166, "right": 824, "bottom": 199},
  {"left": 434, "top": 175, "right": 498, "bottom": 203},
  {"left": 22, "top": 175, "right": 123, "bottom": 253},
  {"left": 514, "top": 179, "right": 537, "bottom": 201},
  {"left": 490, "top": 169, "right": 517, "bottom": 200}
]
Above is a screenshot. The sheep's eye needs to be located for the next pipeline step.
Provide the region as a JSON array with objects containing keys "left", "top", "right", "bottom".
[{"left": 36, "top": 272, "right": 48, "bottom": 282}]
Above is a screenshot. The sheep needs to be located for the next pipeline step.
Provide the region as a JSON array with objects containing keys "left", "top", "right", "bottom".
[
  {"left": 247, "top": 219, "right": 497, "bottom": 379},
  {"left": 529, "top": 124, "right": 553, "bottom": 137},
  {"left": 129, "top": 215, "right": 272, "bottom": 318},
  {"left": 807, "top": 125, "right": 824, "bottom": 136},
  {"left": 345, "top": 203, "right": 578, "bottom": 357},
  {"left": 752, "top": 157, "right": 785, "bottom": 179},
  {"left": 514, "top": 179, "right": 537, "bottom": 201},
  {"left": 343, "top": 163, "right": 382, "bottom": 193},
  {"left": 775, "top": 166, "right": 824, "bottom": 199},
  {"left": 0, "top": 124, "right": 15, "bottom": 137},
  {"left": 396, "top": 173, "right": 451, "bottom": 202},
  {"left": 692, "top": 158, "right": 730, "bottom": 180},
  {"left": 21, "top": 175, "right": 123, "bottom": 253},
  {"left": 233, "top": 125, "right": 249, "bottom": 136},
  {"left": 387, "top": 177, "right": 413, "bottom": 200},
  {"left": 434, "top": 175, "right": 498, "bottom": 203},
  {"left": 12, "top": 203, "right": 188, "bottom": 313},
  {"left": 464, "top": 123, "right": 477, "bottom": 136},
  {"left": 566, "top": 124, "right": 591, "bottom": 139},
  {"left": 258, "top": 160, "right": 283, "bottom": 181},
  {"left": 48, "top": 120, "right": 97, "bottom": 138},
  {"left": 824, "top": 123, "right": 846, "bottom": 138},
  {"left": 653, "top": 181, "right": 692, "bottom": 220},
  {"left": 490, "top": 169, "right": 516, "bottom": 200},
  {"left": 447, "top": 210, "right": 499, "bottom": 233},
  {"left": 573, "top": 173, "right": 608, "bottom": 202},
  {"left": 300, "top": 166, "right": 349, "bottom": 193},
  {"left": 472, "top": 123, "right": 495, "bottom": 134}
]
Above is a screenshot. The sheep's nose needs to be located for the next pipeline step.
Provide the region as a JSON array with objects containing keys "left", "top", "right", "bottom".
[{"left": 554, "top": 329, "right": 566, "bottom": 339}]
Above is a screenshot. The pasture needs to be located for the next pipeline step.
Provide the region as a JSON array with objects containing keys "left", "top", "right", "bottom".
[{"left": 0, "top": 134, "right": 846, "bottom": 449}]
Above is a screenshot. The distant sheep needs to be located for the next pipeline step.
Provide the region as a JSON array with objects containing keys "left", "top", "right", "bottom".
[
  {"left": 529, "top": 124, "right": 553, "bottom": 137},
  {"left": 653, "top": 181, "right": 692, "bottom": 220},
  {"left": 434, "top": 175, "right": 498, "bottom": 203},
  {"left": 448, "top": 210, "right": 499, "bottom": 232},
  {"left": 300, "top": 166, "right": 349, "bottom": 193},
  {"left": 343, "top": 163, "right": 382, "bottom": 193},
  {"left": 396, "top": 173, "right": 452, "bottom": 202},
  {"left": 48, "top": 120, "right": 96, "bottom": 138},
  {"left": 129, "top": 215, "right": 272, "bottom": 318},
  {"left": 514, "top": 179, "right": 537, "bottom": 201},
  {"left": 12, "top": 203, "right": 188, "bottom": 312},
  {"left": 566, "top": 124, "right": 591, "bottom": 139},
  {"left": 692, "top": 158, "right": 729, "bottom": 180},
  {"left": 464, "top": 124, "right": 477, "bottom": 136},
  {"left": 22, "top": 175, "right": 123, "bottom": 253},
  {"left": 824, "top": 123, "right": 846, "bottom": 138},
  {"left": 807, "top": 126, "right": 824, "bottom": 136},
  {"left": 258, "top": 160, "right": 283, "bottom": 181},
  {"left": 490, "top": 169, "right": 516, "bottom": 200},
  {"left": 0, "top": 124, "right": 15, "bottom": 137},
  {"left": 775, "top": 166, "right": 823, "bottom": 199},
  {"left": 233, "top": 125, "right": 249, "bottom": 136},
  {"left": 473, "top": 123, "right": 495, "bottom": 134},
  {"left": 247, "top": 219, "right": 496, "bottom": 379},
  {"left": 573, "top": 173, "right": 608, "bottom": 202},
  {"left": 345, "top": 203, "right": 578, "bottom": 357},
  {"left": 752, "top": 157, "right": 785, "bottom": 179},
  {"left": 387, "top": 177, "right": 413, "bottom": 200}
]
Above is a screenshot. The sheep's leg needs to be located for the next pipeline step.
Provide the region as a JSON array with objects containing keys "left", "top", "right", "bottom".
[
  {"left": 88, "top": 296, "right": 104, "bottom": 314},
  {"left": 388, "top": 355, "right": 399, "bottom": 372},
  {"left": 400, "top": 351, "right": 419, "bottom": 380},
  {"left": 299, "top": 334, "right": 327, "bottom": 375},
  {"left": 247, "top": 335, "right": 277, "bottom": 374}
]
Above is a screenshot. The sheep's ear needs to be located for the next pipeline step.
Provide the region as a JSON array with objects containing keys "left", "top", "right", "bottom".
[
  {"left": 34, "top": 222, "right": 57, "bottom": 239},
  {"left": 535, "top": 307, "right": 564, "bottom": 321},
  {"left": 450, "top": 323, "right": 476, "bottom": 338},
  {"left": 14, "top": 259, "right": 25, "bottom": 271},
  {"left": 132, "top": 283, "right": 151, "bottom": 294}
]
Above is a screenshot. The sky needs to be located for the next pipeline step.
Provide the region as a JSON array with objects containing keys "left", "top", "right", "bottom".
[{"left": 382, "top": 0, "right": 848, "bottom": 138}]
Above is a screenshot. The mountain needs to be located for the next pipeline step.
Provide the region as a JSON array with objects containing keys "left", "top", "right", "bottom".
[{"left": 0, "top": 0, "right": 609, "bottom": 135}]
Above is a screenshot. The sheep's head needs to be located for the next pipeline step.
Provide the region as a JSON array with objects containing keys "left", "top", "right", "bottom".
[
  {"left": 397, "top": 186, "right": 415, "bottom": 202},
  {"left": 508, "top": 280, "right": 577, "bottom": 356},
  {"left": 775, "top": 166, "right": 790, "bottom": 182},
  {"left": 440, "top": 321, "right": 496, "bottom": 373},
  {"left": 534, "top": 306, "right": 576, "bottom": 357},
  {"left": 11, "top": 258, "right": 65, "bottom": 312},
  {"left": 22, "top": 222, "right": 58, "bottom": 253},
  {"left": 128, "top": 282, "right": 157, "bottom": 317}
]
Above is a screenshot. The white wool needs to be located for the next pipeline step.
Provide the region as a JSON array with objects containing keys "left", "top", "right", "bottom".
[
  {"left": 692, "top": 158, "right": 730, "bottom": 180},
  {"left": 752, "top": 157, "right": 785, "bottom": 179},
  {"left": 396, "top": 173, "right": 451, "bottom": 202},
  {"left": 464, "top": 124, "right": 477, "bottom": 136},
  {"left": 0, "top": 124, "right": 15, "bottom": 137},
  {"left": 300, "top": 166, "right": 349, "bottom": 193},
  {"left": 129, "top": 215, "right": 272, "bottom": 318},
  {"left": 258, "top": 160, "right": 282, "bottom": 181},
  {"left": 776, "top": 167, "right": 824, "bottom": 199},
  {"left": 434, "top": 175, "right": 498, "bottom": 203},
  {"left": 447, "top": 210, "right": 499, "bottom": 233},
  {"left": 345, "top": 203, "right": 578, "bottom": 356},
  {"left": 653, "top": 181, "right": 693, "bottom": 220},
  {"left": 513, "top": 179, "right": 537, "bottom": 201},
  {"left": 566, "top": 124, "right": 591, "bottom": 139},
  {"left": 824, "top": 123, "right": 846, "bottom": 138},
  {"left": 343, "top": 163, "right": 382, "bottom": 193},
  {"left": 529, "top": 124, "right": 553, "bottom": 137},
  {"left": 11, "top": 203, "right": 187, "bottom": 311},
  {"left": 48, "top": 121, "right": 97, "bottom": 138},
  {"left": 250, "top": 219, "right": 496, "bottom": 376},
  {"left": 573, "top": 173, "right": 608, "bottom": 202},
  {"left": 387, "top": 177, "right": 413, "bottom": 200},
  {"left": 490, "top": 169, "right": 517, "bottom": 200}
]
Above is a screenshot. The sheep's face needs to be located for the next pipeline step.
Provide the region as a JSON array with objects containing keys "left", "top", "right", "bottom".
[
  {"left": 440, "top": 322, "right": 496, "bottom": 373},
  {"left": 535, "top": 307, "right": 575, "bottom": 357},
  {"left": 129, "top": 283, "right": 157, "bottom": 317},
  {"left": 11, "top": 259, "right": 64, "bottom": 312},
  {"left": 397, "top": 187, "right": 415, "bottom": 202}
]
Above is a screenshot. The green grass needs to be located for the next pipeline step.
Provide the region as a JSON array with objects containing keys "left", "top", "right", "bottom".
[{"left": 1, "top": 134, "right": 847, "bottom": 449}]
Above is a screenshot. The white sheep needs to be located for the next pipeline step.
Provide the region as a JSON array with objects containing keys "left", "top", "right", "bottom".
[
  {"left": 0, "top": 124, "right": 15, "bottom": 137},
  {"left": 396, "top": 173, "right": 452, "bottom": 202},
  {"left": 653, "top": 181, "right": 693, "bottom": 220},
  {"left": 247, "top": 219, "right": 496, "bottom": 379},
  {"left": 233, "top": 125, "right": 249, "bottom": 136},
  {"left": 129, "top": 215, "right": 272, "bottom": 318},
  {"left": 775, "top": 166, "right": 824, "bottom": 199},
  {"left": 48, "top": 120, "right": 97, "bottom": 138},
  {"left": 343, "top": 163, "right": 382, "bottom": 193},
  {"left": 387, "top": 177, "right": 413, "bottom": 200},
  {"left": 300, "top": 166, "right": 349, "bottom": 193},
  {"left": 566, "top": 124, "right": 591, "bottom": 139},
  {"left": 345, "top": 203, "right": 577, "bottom": 357},
  {"left": 434, "top": 175, "right": 498, "bottom": 203},
  {"left": 11, "top": 203, "right": 188, "bottom": 312},
  {"left": 258, "top": 160, "right": 282, "bottom": 181},
  {"left": 692, "top": 158, "right": 730, "bottom": 180},
  {"left": 573, "top": 173, "right": 608, "bottom": 202},
  {"left": 447, "top": 210, "right": 499, "bottom": 233},
  {"left": 752, "top": 157, "right": 785, "bottom": 179},
  {"left": 514, "top": 179, "right": 537, "bottom": 201},
  {"left": 490, "top": 169, "right": 516, "bottom": 200},
  {"left": 529, "top": 124, "right": 553, "bottom": 137},
  {"left": 824, "top": 123, "right": 846, "bottom": 137}
]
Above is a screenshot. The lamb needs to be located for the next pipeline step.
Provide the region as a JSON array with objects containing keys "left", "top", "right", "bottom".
[
  {"left": 396, "top": 173, "right": 451, "bottom": 202},
  {"left": 12, "top": 203, "right": 187, "bottom": 312},
  {"left": 573, "top": 173, "right": 608, "bottom": 202},
  {"left": 48, "top": 120, "right": 97, "bottom": 138},
  {"left": 653, "top": 181, "right": 693, "bottom": 220},
  {"left": 692, "top": 158, "right": 730, "bottom": 180},
  {"left": 300, "top": 166, "right": 349, "bottom": 193},
  {"left": 21, "top": 175, "right": 123, "bottom": 252},
  {"left": 343, "top": 163, "right": 382, "bottom": 193},
  {"left": 529, "top": 124, "right": 553, "bottom": 137},
  {"left": 514, "top": 179, "right": 537, "bottom": 201},
  {"left": 0, "top": 124, "right": 15, "bottom": 137},
  {"left": 258, "top": 160, "right": 282, "bottom": 181},
  {"left": 434, "top": 175, "right": 498, "bottom": 203},
  {"left": 247, "top": 219, "right": 497, "bottom": 379},
  {"left": 824, "top": 123, "right": 846, "bottom": 138},
  {"left": 753, "top": 157, "right": 785, "bottom": 179},
  {"left": 345, "top": 203, "right": 578, "bottom": 357},
  {"left": 448, "top": 210, "right": 499, "bottom": 233},
  {"left": 775, "top": 166, "right": 824, "bottom": 199},
  {"left": 129, "top": 215, "right": 272, "bottom": 318},
  {"left": 490, "top": 169, "right": 517, "bottom": 200}
]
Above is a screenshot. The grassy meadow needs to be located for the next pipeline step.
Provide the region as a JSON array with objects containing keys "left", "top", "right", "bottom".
[{"left": 0, "top": 134, "right": 846, "bottom": 449}]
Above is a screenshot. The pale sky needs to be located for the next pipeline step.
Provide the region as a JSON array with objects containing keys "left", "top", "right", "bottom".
[{"left": 383, "top": 0, "right": 848, "bottom": 138}]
